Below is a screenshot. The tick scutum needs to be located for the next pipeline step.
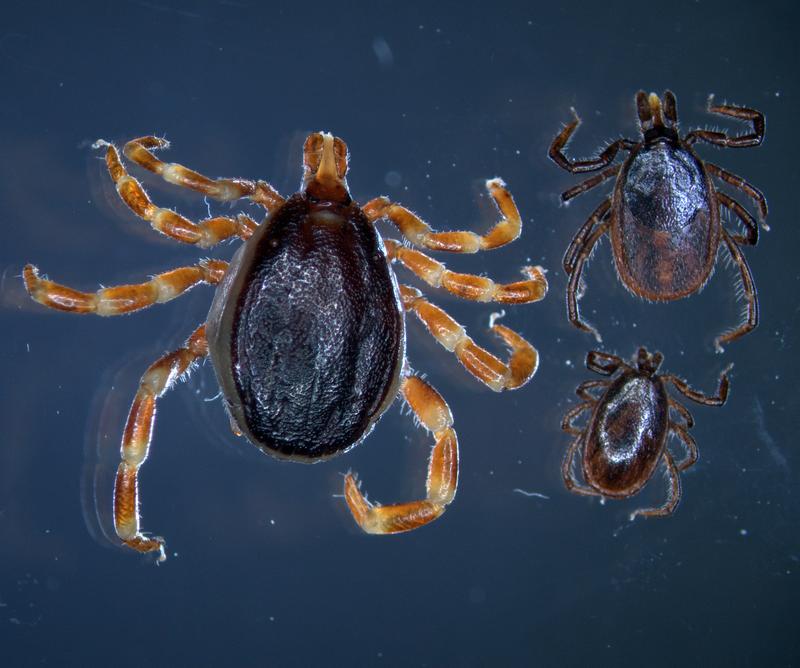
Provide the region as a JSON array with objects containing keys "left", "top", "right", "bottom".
[
  {"left": 584, "top": 372, "right": 669, "bottom": 497},
  {"left": 613, "top": 140, "right": 719, "bottom": 300},
  {"left": 207, "top": 193, "right": 405, "bottom": 461}
]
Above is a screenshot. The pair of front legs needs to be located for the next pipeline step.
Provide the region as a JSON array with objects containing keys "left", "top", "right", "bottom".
[
  {"left": 551, "top": 99, "right": 768, "bottom": 351},
  {"left": 25, "top": 136, "right": 543, "bottom": 555},
  {"left": 560, "top": 350, "right": 730, "bottom": 520}
]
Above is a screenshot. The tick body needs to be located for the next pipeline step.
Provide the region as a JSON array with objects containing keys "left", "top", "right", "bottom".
[
  {"left": 207, "top": 191, "right": 405, "bottom": 460},
  {"left": 549, "top": 90, "right": 768, "bottom": 351},
  {"left": 24, "top": 131, "right": 547, "bottom": 559},
  {"left": 562, "top": 348, "right": 731, "bottom": 518}
]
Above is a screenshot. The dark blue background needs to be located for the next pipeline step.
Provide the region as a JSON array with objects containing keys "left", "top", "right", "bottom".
[{"left": 2, "top": 1, "right": 798, "bottom": 666}]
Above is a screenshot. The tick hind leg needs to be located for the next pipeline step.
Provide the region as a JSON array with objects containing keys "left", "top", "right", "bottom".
[
  {"left": 114, "top": 325, "right": 208, "bottom": 560},
  {"left": 561, "top": 435, "right": 600, "bottom": 497},
  {"left": 629, "top": 451, "right": 681, "bottom": 520},
  {"left": 566, "top": 221, "right": 611, "bottom": 342},
  {"left": 23, "top": 260, "right": 228, "bottom": 316},
  {"left": 363, "top": 178, "right": 522, "bottom": 252},
  {"left": 94, "top": 140, "right": 266, "bottom": 248},
  {"left": 385, "top": 239, "right": 547, "bottom": 304},
  {"left": 712, "top": 229, "right": 758, "bottom": 351},
  {"left": 399, "top": 285, "right": 538, "bottom": 391},
  {"left": 344, "top": 375, "right": 458, "bottom": 534}
]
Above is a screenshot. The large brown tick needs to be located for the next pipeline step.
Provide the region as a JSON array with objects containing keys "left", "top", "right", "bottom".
[
  {"left": 24, "top": 132, "right": 547, "bottom": 560},
  {"left": 562, "top": 348, "right": 731, "bottom": 519},
  {"left": 549, "top": 90, "right": 768, "bottom": 351}
]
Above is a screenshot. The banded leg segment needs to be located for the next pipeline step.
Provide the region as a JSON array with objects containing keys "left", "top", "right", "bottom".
[
  {"left": 566, "top": 220, "right": 610, "bottom": 342},
  {"left": 663, "top": 363, "right": 732, "bottom": 406},
  {"left": 718, "top": 191, "right": 759, "bottom": 245},
  {"left": 121, "top": 136, "right": 284, "bottom": 208},
  {"left": 95, "top": 140, "right": 262, "bottom": 248},
  {"left": 563, "top": 199, "right": 611, "bottom": 274},
  {"left": 562, "top": 436, "right": 601, "bottom": 497},
  {"left": 399, "top": 285, "right": 538, "bottom": 391},
  {"left": 384, "top": 239, "right": 547, "bottom": 304},
  {"left": 23, "top": 260, "right": 228, "bottom": 316},
  {"left": 706, "top": 162, "right": 769, "bottom": 224},
  {"left": 630, "top": 452, "right": 681, "bottom": 520},
  {"left": 561, "top": 166, "right": 620, "bottom": 203},
  {"left": 344, "top": 375, "right": 458, "bottom": 535},
  {"left": 670, "top": 424, "right": 699, "bottom": 472},
  {"left": 364, "top": 178, "right": 522, "bottom": 253},
  {"left": 115, "top": 325, "right": 208, "bottom": 560}
]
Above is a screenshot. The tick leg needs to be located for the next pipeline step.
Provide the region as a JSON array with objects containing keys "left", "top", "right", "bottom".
[
  {"left": 668, "top": 398, "right": 695, "bottom": 429},
  {"left": 663, "top": 363, "right": 733, "bottom": 407},
  {"left": 23, "top": 260, "right": 228, "bottom": 316},
  {"left": 561, "top": 167, "right": 619, "bottom": 204},
  {"left": 118, "top": 136, "right": 284, "bottom": 209},
  {"left": 561, "top": 401, "right": 594, "bottom": 437},
  {"left": 718, "top": 191, "right": 759, "bottom": 246},
  {"left": 384, "top": 239, "right": 547, "bottom": 304},
  {"left": 563, "top": 199, "right": 611, "bottom": 274},
  {"left": 115, "top": 325, "right": 208, "bottom": 560},
  {"left": 399, "top": 285, "right": 538, "bottom": 390},
  {"left": 670, "top": 424, "right": 699, "bottom": 472},
  {"left": 705, "top": 162, "right": 768, "bottom": 225},
  {"left": 561, "top": 436, "right": 601, "bottom": 497},
  {"left": 565, "top": 220, "right": 610, "bottom": 343},
  {"left": 585, "top": 350, "right": 626, "bottom": 375},
  {"left": 363, "top": 178, "right": 521, "bottom": 252},
  {"left": 344, "top": 375, "right": 458, "bottom": 534},
  {"left": 630, "top": 451, "right": 681, "bottom": 520},
  {"left": 548, "top": 109, "right": 634, "bottom": 174},
  {"left": 716, "top": 227, "right": 759, "bottom": 351},
  {"left": 575, "top": 379, "right": 609, "bottom": 402},
  {"left": 94, "top": 141, "right": 262, "bottom": 248},
  {"left": 685, "top": 97, "right": 765, "bottom": 148}
]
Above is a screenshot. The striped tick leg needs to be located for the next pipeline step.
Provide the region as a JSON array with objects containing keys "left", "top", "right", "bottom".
[
  {"left": 114, "top": 325, "right": 208, "bottom": 561},
  {"left": 400, "top": 285, "right": 538, "bottom": 390},
  {"left": 364, "top": 178, "right": 522, "bottom": 252},
  {"left": 94, "top": 139, "right": 278, "bottom": 248},
  {"left": 23, "top": 260, "right": 228, "bottom": 316},
  {"left": 384, "top": 239, "right": 547, "bottom": 304},
  {"left": 344, "top": 375, "right": 458, "bottom": 534}
]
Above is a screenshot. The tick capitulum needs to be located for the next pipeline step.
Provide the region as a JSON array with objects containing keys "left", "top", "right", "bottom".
[
  {"left": 24, "top": 131, "right": 547, "bottom": 560},
  {"left": 561, "top": 348, "right": 731, "bottom": 519},
  {"left": 549, "top": 90, "right": 768, "bottom": 352}
]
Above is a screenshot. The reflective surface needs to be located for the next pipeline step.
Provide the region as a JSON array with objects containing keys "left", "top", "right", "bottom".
[{"left": 2, "top": 2, "right": 798, "bottom": 666}]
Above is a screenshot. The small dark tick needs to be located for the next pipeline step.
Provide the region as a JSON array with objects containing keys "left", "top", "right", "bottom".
[
  {"left": 549, "top": 90, "right": 768, "bottom": 351},
  {"left": 561, "top": 348, "right": 731, "bottom": 519}
]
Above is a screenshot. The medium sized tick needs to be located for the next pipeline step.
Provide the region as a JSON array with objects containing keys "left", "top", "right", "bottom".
[
  {"left": 561, "top": 348, "right": 731, "bottom": 519},
  {"left": 24, "top": 131, "right": 547, "bottom": 560},
  {"left": 549, "top": 90, "right": 768, "bottom": 351}
]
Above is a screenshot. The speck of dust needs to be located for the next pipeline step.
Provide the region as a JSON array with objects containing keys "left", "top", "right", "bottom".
[{"left": 739, "top": 529, "right": 748, "bottom": 537}]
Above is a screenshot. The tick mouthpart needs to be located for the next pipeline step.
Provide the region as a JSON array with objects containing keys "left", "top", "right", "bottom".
[
  {"left": 635, "top": 347, "right": 663, "bottom": 375},
  {"left": 303, "top": 132, "right": 350, "bottom": 202},
  {"left": 637, "top": 91, "right": 680, "bottom": 144}
]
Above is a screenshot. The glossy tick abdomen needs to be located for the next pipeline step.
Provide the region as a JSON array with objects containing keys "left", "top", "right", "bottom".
[
  {"left": 615, "top": 142, "right": 717, "bottom": 300},
  {"left": 584, "top": 374, "right": 669, "bottom": 496},
  {"left": 208, "top": 194, "right": 405, "bottom": 461}
]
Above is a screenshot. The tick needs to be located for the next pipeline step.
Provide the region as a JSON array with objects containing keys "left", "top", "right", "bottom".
[
  {"left": 24, "top": 131, "right": 547, "bottom": 560},
  {"left": 561, "top": 348, "right": 731, "bottom": 519},
  {"left": 549, "top": 90, "right": 768, "bottom": 351}
]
